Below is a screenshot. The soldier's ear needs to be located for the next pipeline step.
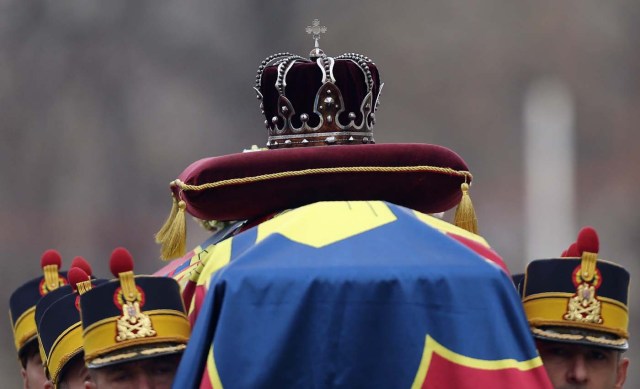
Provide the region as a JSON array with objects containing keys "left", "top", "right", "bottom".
[
  {"left": 84, "top": 380, "right": 97, "bottom": 389},
  {"left": 44, "top": 380, "right": 54, "bottom": 389},
  {"left": 614, "top": 357, "right": 629, "bottom": 389},
  {"left": 20, "top": 368, "right": 27, "bottom": 389}
]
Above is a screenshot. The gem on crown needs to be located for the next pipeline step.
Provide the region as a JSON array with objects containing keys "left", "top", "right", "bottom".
[{"left": 254, "top": 20, "right": 384, "bottom": 149}]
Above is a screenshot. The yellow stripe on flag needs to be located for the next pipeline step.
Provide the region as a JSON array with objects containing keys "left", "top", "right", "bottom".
[
  {"left": 411, "top": 210, "right": 489, "bottom": 247},
  {"left": 207, "top": 346, "right": 223, "bottom": 389},
  {"left": 256, "top": 201, "right": 397, "bottom": 248},
  {"left": 412, "top": 335, "right": 543, "bottom": 388},
  {"left": 197, "top": 238, "right": 234, "bottom": 289}
]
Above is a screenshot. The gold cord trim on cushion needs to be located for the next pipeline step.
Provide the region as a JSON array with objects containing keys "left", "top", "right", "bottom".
[{"left": 174, "top": 165, "right": 472, "bottom": 191}]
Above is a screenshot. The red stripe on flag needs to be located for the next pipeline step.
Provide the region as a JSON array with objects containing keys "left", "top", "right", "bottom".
[
  {"left": 447, "top": 233, "right": 510, "bottom": 274},
  {"left": 422, "top": 351, "right": 552, "bottom": 389},
  {"left": 189, "top": 285, "right": 208, "bottom": 327},
  {"left": 199, "top": 367, "right": 214, "bottom": 389},
  {"left": 153, "top": 250, "right": 195, "bottom": 277}
]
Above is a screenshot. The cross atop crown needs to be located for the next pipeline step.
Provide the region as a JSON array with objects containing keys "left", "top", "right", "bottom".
[
  {"left": 306, "top": 19, "right": 327, "bottom": 49},
  {"left": 253, "top": 20, "right": 383, "bottom": 149}
]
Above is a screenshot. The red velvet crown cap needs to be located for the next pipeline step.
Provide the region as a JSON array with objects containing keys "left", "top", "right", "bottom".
[
  {"left": 41, "top": 249, "right": 62, "bottom": 268},
  {"left": 172, "top": 143, "right": 470, "bottom": 222},
  {"left": 576, "top": 226, "right": 599, "bottom": 254},
  {"left": 109, "top": 247, "right": 134, "bottom": 277},
  {"left": 68, "top": 267, "right": 89, "bottom": 291},
  {"left": 260, "top": 61, "right": 381, "bottom": 130},
  {"left": 71, "top": 256, "right": 92, "bottom": 277}
]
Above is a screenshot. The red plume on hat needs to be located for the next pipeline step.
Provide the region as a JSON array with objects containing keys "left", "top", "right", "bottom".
[
  {"left": 109, "top": 247, "right": 139, "bottom": 304},
  {"left": 562, "top": 243, "right": 580, "bottom": 257},
  {"left": 41, "top": 249, "right": 62, "bottom": 269},
  {"left": 68, "top": 267, "right": 89, "bottom": 292},
  {"left": 110, "top": 247, "right": 134, "bottom": 277},
  {"left": 576, "top": 226, "right": 599, "bottom": 255},
  {"left": 71, "top": 256, "right": 92, "bottom": 278},
  {"left": 69, "top": 257, "right": 96, "bottom": 295},
  {"left": 40, "top": 249, "right": 63, "bottom": 292}
]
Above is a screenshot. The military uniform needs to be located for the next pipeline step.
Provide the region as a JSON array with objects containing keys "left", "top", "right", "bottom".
[
  {"left": 79, "top": 247, "right": 190, "bottom": 370},
  {"left": 36, "top": 263, "right": 105, "bottom": 387},
  {"left": 9, "top": 250, "right": 68, "bottom": 367},
  {"left": 518, "top": 226, "right": 630, "bottom": 350}
]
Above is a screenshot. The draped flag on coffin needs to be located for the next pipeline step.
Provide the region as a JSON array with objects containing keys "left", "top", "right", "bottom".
[{"left": 168, "top": 201, "right": 552, "bottom": 389}]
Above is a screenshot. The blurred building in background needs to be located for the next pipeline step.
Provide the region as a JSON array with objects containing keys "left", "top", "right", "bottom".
[{"left": 1, "top": 1, "right": 638, "bottom": 385}]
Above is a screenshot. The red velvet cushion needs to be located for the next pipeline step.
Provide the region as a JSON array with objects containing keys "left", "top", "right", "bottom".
[{"left": 172, "top": 143, "right": 470, "bottom": 222}]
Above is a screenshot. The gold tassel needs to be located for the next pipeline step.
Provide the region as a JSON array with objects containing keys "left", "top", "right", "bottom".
[
  {"left": 454, "top": 183, "right": 478, "bottom": 234},
  {"left": 160, "top": 200, "right": 187, "bottom": 261},
  {"left": 155, "top": 191, "right": 179, "bottom": 244}
]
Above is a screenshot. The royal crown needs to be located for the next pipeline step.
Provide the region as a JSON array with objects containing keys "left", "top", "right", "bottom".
[{"left": 254, "top": 19, "right": 383, "bottom": 149}]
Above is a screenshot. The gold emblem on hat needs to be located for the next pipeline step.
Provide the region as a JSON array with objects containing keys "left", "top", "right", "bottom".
[
  {"left": 38, "top": 275, "right": 67, "bottom": 296},
  {"left": 114, "top": 271, "right": 157, "bottom": 342},
  {"left": 116, "top": 300, "right": 157, "bottom": 341},
  {"left": 563, "top": 251, "right": 603, "bottom": 324},
  {"left": 563, "top": 282, "right": 603, "bottom": 324}
]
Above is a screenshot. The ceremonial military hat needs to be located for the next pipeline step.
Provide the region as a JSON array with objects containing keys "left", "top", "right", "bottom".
[
  {"left": 156, "top": 19, "right": 478, "bottom": 260},
  {"left": 36, "top": 259, "right": 105, "bottom": 386},
  {"left": 33, "top": 256, "right": 95, "bottom": 334},
  {"left": 80, "top": 247, "right": 190, "bottom": 368},
  {"left": 522, "top": 226, "right": 630, "bottom": 350},
  {"left": 9, "top": 249, "right": 68, "bottom": 360}
]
